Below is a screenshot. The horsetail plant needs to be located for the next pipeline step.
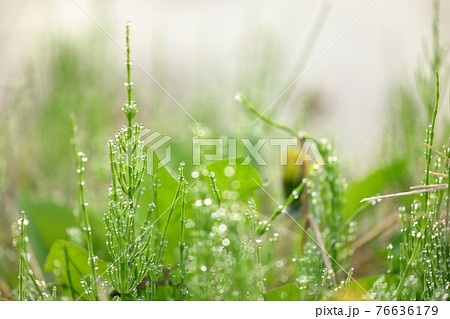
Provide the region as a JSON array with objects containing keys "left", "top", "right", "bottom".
[
  {"left": 178, "top": 171, "right": 188, "bottom": 300},
  {"left": 256, "top": 166, "right": 319, "bottom": 236},
  {"left": 18, "top": 211, "right": 25, "bottom": 301},
  {"left": 394, "top": 72, "right": 441, "bottom": 298},
  {"left": 10, "top": 2, "right": 449, "bottom": 301},
  {"left": 104, "top": 22, "right": 152, "bottom": 300},
  {"left": 75, "top": 151, "right": 99, "bottom": 300},
  {"left": 69, "top": 122, "right": 100, "bottom": 300},
  {"left": 14, "top": 211, "right": 51, "bottom": 300},
  {"left": 237, "top": 92, "right": 360, "bottom": 298},
  {"left": 247, "top": 198, "right": 265, "bottom": 297},
  {"left": 367, "top": 71, "right": 449, "bottom": 301},
  {"left": 69, "top": 92, "right": 100, "bottom": 300},
  {"left": 209, "top": 172, "right": 222, "bottom": 206}
]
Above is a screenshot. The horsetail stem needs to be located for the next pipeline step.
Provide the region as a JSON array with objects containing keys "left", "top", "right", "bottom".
[
  {"left": 424, "top": 71, "right": 440, "bottom": 212},
  {"left": 104, "top": 22, "right": 152, "bottom": 299},
  {"left": 76, "top": 151, "right": 98, "bottom": 300},
  {"left": 236, "top": 92, "right": 317, "bottom": 143},
  {"left": 236, "top": 93, "right": 299, "bottom": 139},
  {"left": 179, "top": 175, "right": 188, "bottom": 300},
  {"left": 257, "top": 166, "right": 319, "bottom": 236},
  {"left": 395, "top": 71, "right": 440, "bottom": 299},
  {"left": 70, "top": 113, "right": 98, "bottom": 300},
  {"left": 209, "top": 172, "right": 222, "bottom": 205},
  {"left": 123, "top": 22, "right": 137, "bottom": 129},
  {"left": 16, "top": 211, "right": 50, "bottom": 300},
  {"left": 18, "top": 210, "right": 26, "bottom": 301}
]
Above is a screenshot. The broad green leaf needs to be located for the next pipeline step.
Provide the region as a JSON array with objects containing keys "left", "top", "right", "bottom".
[
  {"left": 264, "top": 283, "right": 302, "bottom": 301},
  {"left": 205, "top": 157, "right": 263, "bottom": 200},
  {"left": 17, "top": 193, "right": 108, "bottom": 268},
  {"left": 44, "top": 239, "right": 108, "bottom": 299},
  {"left": 135, "top": 154, "right": 181, "bottom": 264},
  {"left": 136, "top": 153, "right": 179, "bottom": 224},
  {"left": 344, "top": 159, "right": 409, "bottom": 220},
  {"left": 18, "top": 193, "right": 76, "bottom": 268}
]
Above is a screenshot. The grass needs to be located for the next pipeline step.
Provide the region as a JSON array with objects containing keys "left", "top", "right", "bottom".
[{"left": 0, "top": 2, "right": 449, "bottom": 301}]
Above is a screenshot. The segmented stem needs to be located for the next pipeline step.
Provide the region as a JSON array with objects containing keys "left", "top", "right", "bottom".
[
  {"left": 395, "top": 71, "right": 440, "bottom": 299},
  {"left": 257, "top": 166, "right": 319, "bottom": 236},
  {"left": 18, "top": 210, "right": 26, "bottom": 301},
  {"left": 76, "top": 152, "right": 98, "bottom": 300},
  {"left": 179, "top": 177, "right": 188, "bottom": 300}
]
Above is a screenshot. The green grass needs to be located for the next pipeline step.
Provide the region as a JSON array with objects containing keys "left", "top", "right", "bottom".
[{"left": 0, "top": 2, "right": 449, "bottom": 301}]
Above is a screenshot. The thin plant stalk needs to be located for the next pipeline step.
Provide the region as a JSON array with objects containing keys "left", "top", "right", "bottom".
[
  {"left": 395, "top": 71, "right": 440, "bottom": 299},
  {"left": 125, "top": 22, "right": 134, "bottom": 129},
  {"left": 339, "top": 201, "right": 371, "bottom": 234},
  {"left": 178, "top": 177, "right": 188, "bottom": 300},
  {"left": 257, "top": 166, "right": 319, "bottom": 235},
  {"left": 236, "top": 93, "right": 303, "bottom": 139},
  {"left": 18, "top": 210, "right": 26, "bottom": 301},
  {"left": 248, "top": 198, "right": 264, "bottom": 298},
  {"left": 152, "top": 162, "right": 185, "bottom": 300},
  {"left": 16, "top": 211, "right": 50, "bottom": 300},
  {"left": 155, "top": 163, "right": 185, "bottom": 268},
  {"left": 209, "top": 172, "right": 221, "bottom": 205},
  {"left": 76, "top": 151, "right": 98, "bottom": 300},
  {"left": 424, "top": 71, "right": 440, "bottom": 212},
  {"left": 70, "top": 114, "right": 98, "bottom": 299}
]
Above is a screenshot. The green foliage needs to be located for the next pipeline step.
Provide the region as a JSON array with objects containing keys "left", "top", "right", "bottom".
[
  {"left": 264, "top": 283, "right": 302, "bottom": 301},
  {"left": 369, "top": 61, "right": 449, "bottom": 302},
  {"left": 13, "top": 211, "right": 53, "bottom": 301},
  {"left": 2, "top": 1, "right": 449, "bottom": 302},
  {"left": 17, "top": 194, "right": 77, "bottom": 268},
  {"left": 17, "top": 193, "right": 107, "bottom": 267},
  {"left": 44, "top": 240, "right": 108, "bottom": 299},
  {"left": 344, "top": 159, "right": 409, "bottom": 220},
  {"left": 205, "top": 157, "right": 262, "bottom": 200}
]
